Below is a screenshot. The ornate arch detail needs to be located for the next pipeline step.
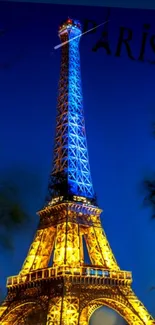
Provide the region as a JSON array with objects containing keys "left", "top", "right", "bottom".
[
  {"left": 80, "top": 292, "right": 125, "bottom": 313},
  {"left": 79, "top": 297, "right": 145, "bottom": 325},
  {"left": 1, "top": 297, "right": 48, "bottom": 324}
]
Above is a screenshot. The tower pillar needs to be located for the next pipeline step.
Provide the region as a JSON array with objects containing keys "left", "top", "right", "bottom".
[
  {"left": 53, "top": 211, "right": 81, "bottom": 267},
  {"left": 47, "top": 297, "right": 79, "bottom": 325}
]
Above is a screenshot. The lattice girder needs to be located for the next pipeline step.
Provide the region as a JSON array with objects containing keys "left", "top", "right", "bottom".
[
  {"left": 47, "top": 297, "right": 79, "bottom": 325},
  {"left": 1, "top": 280, "right": 155, "bottom": 325},
  {"left": 79, "top": 288, "right": 155, "bottom": 325},
  {"left": 53, "top": 220, "right": 81, "bottom": 267},
  {"left": 20, "top": 227, "right": 56, "bottom": 275},
  {"left": 1, "top": 202, "right": 154, "bottom": 325},
  {"left": 84, "top": 213, "right": 119, "bottom": 269},
  {"left": 51, "top": 20, "right": 94, "bottom": 201},
  {"left": 0, "top": 299, "right": 48, "bottom": 325},
  {"left": 19, "top": 203, "right": 119, "bottom": 271}
]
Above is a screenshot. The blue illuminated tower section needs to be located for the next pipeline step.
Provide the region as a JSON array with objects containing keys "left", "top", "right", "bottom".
[{"left": 49, "top": 18, "right": 95, "bottom": 202}]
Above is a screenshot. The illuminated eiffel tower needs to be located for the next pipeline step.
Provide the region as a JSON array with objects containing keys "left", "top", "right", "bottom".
[{"left": 0, "top": 18, "right": 155, "bottom": 325}]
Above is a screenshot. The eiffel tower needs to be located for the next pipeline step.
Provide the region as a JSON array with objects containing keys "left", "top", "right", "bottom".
[{"left": 0, "top": 18, "right": 155, "bottom": 325}]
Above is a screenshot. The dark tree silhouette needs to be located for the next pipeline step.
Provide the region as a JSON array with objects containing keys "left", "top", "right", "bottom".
[
  {"left": 0, "top": 182, "right": 29, "bottom": 250},
  {"left": 0, "top": 166, "right": 41, "bottom": 301},
  {"left": 143, "top": 180, "right": 155, "bottom": 219},
  {"left": 0, "top": 166, "right": 42, "bottom": 249},
  {"left": 143, "top": 123, "right": 155, "bottom": 219}
]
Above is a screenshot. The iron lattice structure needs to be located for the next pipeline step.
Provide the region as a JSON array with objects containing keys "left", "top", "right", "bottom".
[
  {"left": 0, "top": 18, "right": 155, "bottom": 325},
  {"left": 47, "top": 18, "right": 94, "bottom": 203}
]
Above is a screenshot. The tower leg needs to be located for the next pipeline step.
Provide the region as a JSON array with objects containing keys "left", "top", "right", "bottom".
[
  {"left": 85, "top": 215, "right": 119, "bottom": 270},
  {"left": 20, "top": 227, "right": 56, "bottom": 274},
  {"left": 53, "top": 220, "right": 81, "bottom": 267},
  {"left": 47, "top": 297, "right": 79, "bottom": 325},
  {"left": 79, "top": 306, "right": 89, "bottom": 325}
]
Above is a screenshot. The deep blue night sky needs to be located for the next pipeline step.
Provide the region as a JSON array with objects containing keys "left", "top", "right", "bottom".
[{"left": 0, "top": 1, "right": 155, "bottom": 322}]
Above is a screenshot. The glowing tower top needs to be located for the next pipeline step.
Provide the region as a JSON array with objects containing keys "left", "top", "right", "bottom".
[{"left": 47, "top": 18, "right": 95, "bottom": 204}]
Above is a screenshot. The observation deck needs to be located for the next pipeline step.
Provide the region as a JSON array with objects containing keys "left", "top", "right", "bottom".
[{"left": 7, "top": 265, "right": 132, "bottom": 290}]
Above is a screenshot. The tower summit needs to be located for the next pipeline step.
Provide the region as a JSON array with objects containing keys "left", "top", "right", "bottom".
[
  {"left": 0, "top": 18, "right": 155, "bottom": 325},
  {"left": 48, "top": 18, "right": 95, "bottom": 204}
]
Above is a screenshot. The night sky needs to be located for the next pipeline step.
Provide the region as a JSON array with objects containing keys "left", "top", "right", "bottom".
[{"left": 0, "top": 1, "right": 155, "bottom": 323}]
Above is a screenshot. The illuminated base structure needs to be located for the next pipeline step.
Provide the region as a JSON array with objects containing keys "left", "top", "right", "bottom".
[{"left": 0, "top": 18, "right": 155, "bottom": 325}]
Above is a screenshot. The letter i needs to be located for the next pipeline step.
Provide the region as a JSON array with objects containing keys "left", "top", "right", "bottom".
[{"left": 138, "top": 24, "right": 150, "bottom": 61}]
